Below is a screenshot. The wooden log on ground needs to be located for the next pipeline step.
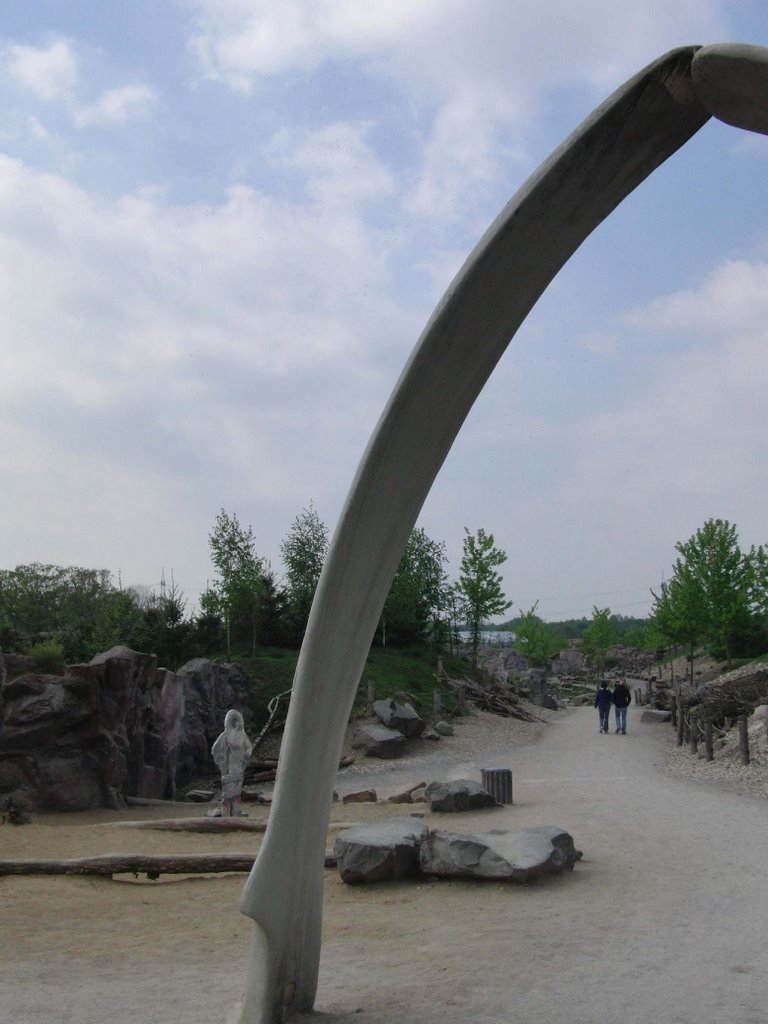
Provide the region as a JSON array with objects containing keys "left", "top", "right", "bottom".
[
  {"left": 104, "top": 817, "right": 267, "bottom": 832},
  {"left": 0, "top": 853, "right": 256, "bottom": 878},
  {"left": 0, "top": 851, "right": 339, "bottom": 877}
]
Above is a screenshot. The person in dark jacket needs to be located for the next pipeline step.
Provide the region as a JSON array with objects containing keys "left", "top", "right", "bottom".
[
  {"left": 594, "top": 680, "right": 613, "bottom": 733},
  {"left": 612, "top": 678, "right": 632, "bottom": 734}
]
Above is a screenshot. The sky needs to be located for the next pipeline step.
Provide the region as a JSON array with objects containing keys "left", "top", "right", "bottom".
[{"left": 2, "top": 2, "right": 768, "bottom": 623}]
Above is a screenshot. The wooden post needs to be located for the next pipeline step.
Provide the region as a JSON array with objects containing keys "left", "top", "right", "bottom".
[
  {"left": 481, "top": 768, "right": 513, "bottom": 805},
  {"left": 366, "top": 679, "right": 375, "bottom": 717},
  {"left": 436, "top": 656, "right": 444, "bottom": 680},
  {"left": 457, "top": 683, "right": 466, "bottom": 709},
  {"left": 689, "top": 711, "right": 698, "bottom": 754},
  {"left": 677, "top": 708, "right": 684, "bottom": 747},
  {"left": 739, "top": 715, "right": 750, "bottom": 765},
  {"left": 704, "top": 719, "right": 713, "bottom": 761},
  {"left": 671, "top": 695, "right": 677, "bottom": 728},
  {"left": 433, "top": 687, "right": 442, "bottom": 718}
]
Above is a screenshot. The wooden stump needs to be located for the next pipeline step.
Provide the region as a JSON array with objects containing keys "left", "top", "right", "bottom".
[
  {"left": 481, "top": 768, "right": 513, "bottom": 805},
  {"left": 739, "top": 715, "right": 750, "bottom": 765}
]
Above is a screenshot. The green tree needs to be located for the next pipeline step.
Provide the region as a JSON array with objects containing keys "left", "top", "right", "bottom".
[
  {"left": 457, "top": 527, "right": 512, "bottom": 668},
  {"left": 380, "top": 527, "right": 449, "bottom": 648},
  {"left": 583, "top": 606, "right": 615, "bottom": 680},
  {"left": 208, "top": 509, "right": 265, "bottom": 658},
  {"left": 673, "top": 518, "right": 753, "bottom": 667},
  {"left": 513, "top": 601, "right": 555, "bottom": 667},
  {"left": 651, "top": 571, "right": 708, "bottom": 686},
  {"left": 280, "top": 503, "right": 329, "bottom": 645}
]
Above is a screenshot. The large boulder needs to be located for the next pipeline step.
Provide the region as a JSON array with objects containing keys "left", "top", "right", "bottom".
[
  {"left": 425, "top": 779, "right": 499, "bottom": 813},
  {"left": 0, "top": 648, "right": 249, "bottom": 811},
  {"left": 352, "top": 723, "right": 406, "bottom": 759},
  {"left": 334, "top": 816, "right": 429, "bottom": 883},
  {"left": 174, "top": 657, "right": 250, "bottom": 791},
  {"left": 420, "top": 826, "right": 582, "bottom": 881},
  {"left": 372, "top": 699, "right": 426, "bottom": 739}
]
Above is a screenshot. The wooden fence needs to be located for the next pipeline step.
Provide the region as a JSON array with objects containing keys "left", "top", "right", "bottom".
[{"left": 670, "top": 696, "right": 750, "bottom": 765}]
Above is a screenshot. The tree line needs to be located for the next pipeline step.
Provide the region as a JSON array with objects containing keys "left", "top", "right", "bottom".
[
  {"left": 651, "top": 517, "right": 768, "bottom": 681},
  {"left": 0, "top": 508, "right": 513, "bottom": 670}
]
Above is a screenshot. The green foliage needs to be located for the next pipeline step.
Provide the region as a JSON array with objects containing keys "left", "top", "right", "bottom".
[
  {"left": 359, "top": 646, "right": 476, "bottom": 718},
  {"left": 582, "top": 606, "right": 616, "bottom": 679},
  {"left": 280, "top": 502, "right": 329, "bottom": 645},
  {"left": 513, "top": 602, "right": 556, "bottom": 667},
  {"left": 653, "top": 518, "right": 760, "bottom": 670},
  {"left": 456, "top": 527, "right": 512, "bottom": 667},
  {"left": 208, "top": 508, "right": 266, "bottom": 657},
  {"left": 26, "top": 638, "right": 66, "bottom": 675},
  {"left": 379, "top": 528, "right": 450, "bottom": 649}
]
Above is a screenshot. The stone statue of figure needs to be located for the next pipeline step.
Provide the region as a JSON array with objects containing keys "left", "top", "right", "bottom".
[{"left": 211, "top": 709, "right": 253, "bottom": 816}]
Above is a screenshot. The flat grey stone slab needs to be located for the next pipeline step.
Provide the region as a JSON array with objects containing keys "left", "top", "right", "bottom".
[
  {"left": 334, "top": 816, "right": 429, "bottom": 884},
  {"left": 641, "top": 709, "right": 672, "bottom": 724},
  {"left": 420, "top": 825, "right": 582, "bottom": 881},
  {"left": 425, "top": 779, "right": 499, "bottom": 813}
]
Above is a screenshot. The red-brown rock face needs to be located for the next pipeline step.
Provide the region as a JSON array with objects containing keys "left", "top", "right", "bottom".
[{"left": 0, "top": 646, "right": 249, "bottom": 811}]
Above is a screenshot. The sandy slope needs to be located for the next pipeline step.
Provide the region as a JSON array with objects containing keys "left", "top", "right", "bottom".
[{"left": 2, "top": 706, "right": 768, "bottom": 1024}]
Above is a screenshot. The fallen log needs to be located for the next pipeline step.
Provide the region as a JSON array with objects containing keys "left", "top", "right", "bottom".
[
  {"left": 0, "top": 851, "right": 337, "bottom": 877},
  {"left": 104, "top": 817, "right": 267, "bottom": 832},
  {"left": 0, "top": 853, "right": 255, "bottom": 878}
]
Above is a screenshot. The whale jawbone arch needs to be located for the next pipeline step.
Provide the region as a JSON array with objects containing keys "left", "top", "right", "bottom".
[{"left": 234, "top": 43, "right": 768, "bottom": 1024}]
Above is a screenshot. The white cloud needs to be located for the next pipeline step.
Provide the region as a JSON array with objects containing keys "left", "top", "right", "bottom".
[
  {"left": 266, "top": 121, "right": 395, "bottom": 206},
  {"left": 5, "top": 35, "right": 155, "bottom": 132},
  {"left": 6, "top": 37, "right": 78, "bottom": 102},
  {"left": 185, "top": 0, "right": 727, "bottom": 98},
  {"left": 74, "top": 84, "right": 156, "bottom": 128}
]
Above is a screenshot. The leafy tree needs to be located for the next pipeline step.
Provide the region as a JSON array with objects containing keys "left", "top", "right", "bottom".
[
  {"left": 208, "top": 509, "right": 266, "bottom": 657},
  {"left": 280, "top": 503, "right": 329, "bottom": 645},
  {"left": 672, "top": 518, "right": 753, "bottom": 667},
  {"left": 513, "top": 602, "right": 555, "bottom": 667},
  {"left": 583, "top": 606, "right": 615, "bottom": 680},
  {"left": 651, "top": 571, "right": 708, "bottom": 686},
  {"left": 457, "top": 527, "right": 512, "bottom": 668},
  {"left": 380, "top": 527, "right": 449, "bottom": 648}
]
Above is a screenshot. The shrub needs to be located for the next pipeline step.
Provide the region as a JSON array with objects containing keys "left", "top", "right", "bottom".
[{"left": 27, "top": 639, "right": 66, "bottom": 676}]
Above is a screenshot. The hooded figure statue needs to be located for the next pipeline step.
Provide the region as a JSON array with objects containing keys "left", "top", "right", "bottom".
[{"left": 211, "top": 708, "right": 253, "bottom": 816}]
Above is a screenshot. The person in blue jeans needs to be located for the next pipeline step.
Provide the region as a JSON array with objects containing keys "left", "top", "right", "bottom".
[
  {"left": 594, "top": 680, "right": 613, "bottom": 733},
  {"left": 612, "top": 678, "right": 632, "bottom": 734}
]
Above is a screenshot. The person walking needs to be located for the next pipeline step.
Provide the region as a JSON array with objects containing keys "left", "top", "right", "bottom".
[
  {"left": 594, "top": 680, "right": 613, "bottom": 734},
  {"left": 613, "top": 678, "right": 632, "bottom": 734}
]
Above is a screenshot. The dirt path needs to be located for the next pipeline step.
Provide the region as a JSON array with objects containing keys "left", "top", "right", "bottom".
[{"left": 2, "top": 708, "right": 768, "bottom": 1024}]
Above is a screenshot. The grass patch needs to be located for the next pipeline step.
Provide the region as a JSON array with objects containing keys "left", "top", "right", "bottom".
[{"left": 241, "top": 644, "right": 478, "bottom": 726}]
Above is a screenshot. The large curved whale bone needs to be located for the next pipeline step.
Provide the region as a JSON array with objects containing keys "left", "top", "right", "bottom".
[{"left": 235, "top": 43, "right": 768, "bottom": 1023}]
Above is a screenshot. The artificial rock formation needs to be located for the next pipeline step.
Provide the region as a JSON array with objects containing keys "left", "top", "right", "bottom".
[
  {"left": 0, "top": 647, "right": 248, "bottom": 810},
  {"left": 237, "top": 44, "right": 768, "bottom": 1024},
  {"left": 424, "top": 779, "right": 499, "bottom": 813},
  {"left": 419, "top": 826, "right": 582, "bottom": 881},
  {"left": 333, "top": 817, "right": 429, "bottom": 884},
  {"left": 372, "top": 699, "right": 426, "bottom": 738}
]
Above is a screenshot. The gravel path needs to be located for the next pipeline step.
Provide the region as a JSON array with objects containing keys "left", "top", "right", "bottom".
[
  {"left": 3, "top": 705, "right": 768, "bottom": 1024},
  {"left": 302, "top": 704, "right": 768, "bottom": 1024}
]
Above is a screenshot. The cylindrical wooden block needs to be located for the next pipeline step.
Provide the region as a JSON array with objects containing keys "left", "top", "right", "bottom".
[
  {"left": 704, "top": 720, "right": 714, "bottom": 761},
  {"left": 677, "top": 709, "right": 684, "bottom": 747},
  {"left": 739, "top": 715, "right": 750, "bottom": 765},
  {"left": 671, "top": 696, "right": 677, "bottom": 728},
  {"left": 481, "top": 767, "right": 513, "bottom": 805},
  {"left": 689, "top": 712, "right": 698, "bottom": 754}
]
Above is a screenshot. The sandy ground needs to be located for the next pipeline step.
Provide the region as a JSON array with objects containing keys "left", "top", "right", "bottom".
[{"left": 2, "top": 705, "right": 768, "bottom": 1024}]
